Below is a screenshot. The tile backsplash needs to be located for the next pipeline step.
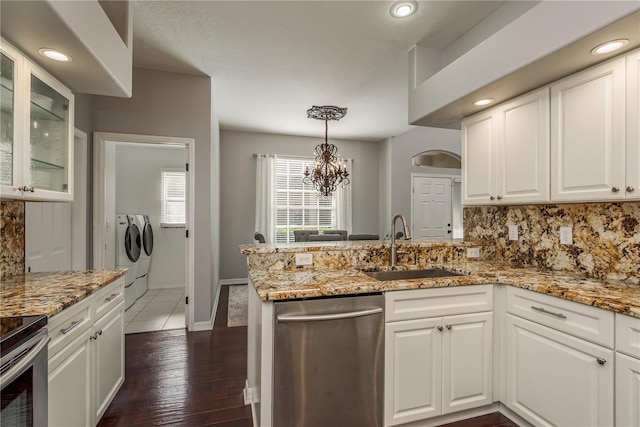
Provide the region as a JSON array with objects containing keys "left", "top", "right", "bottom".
[
  {"left": 1, "top": 200, "right": 25, "bottom": 280},
  {"left": 464, "top": 202, "right": 640, "bottom": 283}
]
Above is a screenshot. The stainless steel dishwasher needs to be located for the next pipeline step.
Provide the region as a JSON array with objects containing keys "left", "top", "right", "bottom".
[{"left": 273, "top": 293, "right": 384, "bottom": 427}]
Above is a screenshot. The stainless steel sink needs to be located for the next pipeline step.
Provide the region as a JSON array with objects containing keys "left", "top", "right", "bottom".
[{"left": 363, "top": 269, "right": 463, "bottom": 281}]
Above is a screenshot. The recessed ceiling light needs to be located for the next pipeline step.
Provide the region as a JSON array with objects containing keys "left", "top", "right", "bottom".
[
  {"left": 590, "top": 39, "right": 629, "bottom": 55},
  {"left": 390, "top": 1, "right": 418, "bottom": 18},
  {"left": 38, "top": 48, "right": 73, "bottom": 62},
  {"left": 473, "top": 98, "right": 494, "bottom": 107}
]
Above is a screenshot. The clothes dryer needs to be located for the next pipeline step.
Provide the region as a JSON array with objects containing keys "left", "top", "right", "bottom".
[
  {"left": 134, "top": 214, "right": 153, "bottom": 300},
  {"left": 116, "top": 214, "right": 141, "bottom": 310}
]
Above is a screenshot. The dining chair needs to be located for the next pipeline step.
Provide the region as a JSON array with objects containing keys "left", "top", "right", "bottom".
[
  {"left": 308, "top": 234, "right": 343, "bottom": 241},
  {"left": 348, "top": 233, "right": 380, "bottom": 240},
  {"left": 254, "top": 232, "right": 266, "bottom": 243}
]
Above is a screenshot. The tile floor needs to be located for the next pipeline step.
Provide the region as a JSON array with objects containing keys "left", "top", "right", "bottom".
[{"left": 124, "top": 288, "right": 186, "bottom": 334}]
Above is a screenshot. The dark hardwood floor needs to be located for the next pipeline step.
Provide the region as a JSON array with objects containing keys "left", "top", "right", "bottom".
[{"left": 98, "top": 286, "right": 517, "bottom": 427}]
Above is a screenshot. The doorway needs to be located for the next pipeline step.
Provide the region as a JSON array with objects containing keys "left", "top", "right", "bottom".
[
  {"left": 411, "top": 174, "right": 462, "bottom": 240},
  {"left": 93, "top": 132, "right": 195, "bottom": 332}
]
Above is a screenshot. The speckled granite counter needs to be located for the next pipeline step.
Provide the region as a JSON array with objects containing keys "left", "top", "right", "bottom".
[
  {"left": 0, "top": 269, "right": 127, "bottom": 318},
  {"left": 241, "top": 241, "right": 640, "bottom": 318}
]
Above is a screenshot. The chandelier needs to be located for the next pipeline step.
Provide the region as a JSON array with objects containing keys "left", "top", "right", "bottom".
[{"left": 303, "top": 105, "right": 350, "bottom": 198}]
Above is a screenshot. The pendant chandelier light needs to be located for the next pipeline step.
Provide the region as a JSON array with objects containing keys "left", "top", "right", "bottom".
[{"left": 303, "top": 105, "right": 350, "bottom": 198}]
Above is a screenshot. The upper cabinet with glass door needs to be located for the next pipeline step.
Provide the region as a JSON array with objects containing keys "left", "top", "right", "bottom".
[{"left": 0, "top": 38, "right": 74, "bottom": 202}]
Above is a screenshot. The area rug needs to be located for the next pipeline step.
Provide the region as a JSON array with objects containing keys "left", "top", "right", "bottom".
[{"left": 227, "top": 285, "right": 248, "bottom": 327}]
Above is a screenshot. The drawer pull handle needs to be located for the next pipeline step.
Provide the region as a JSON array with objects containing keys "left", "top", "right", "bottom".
[
  {"left": 60, "top": 318, "right": 85, "bottom": 334},
  {"left": 531, "top": 306, "right": 566, "bottom": 319},
  {"left": 437, "top": 326, "right": 443, "bottom": 332},
  {"left": 105, "top": 293, "right": 120, "bottom": 302},
  {"left": 597, "top": 358, "right": 606, "bottom": 365}
]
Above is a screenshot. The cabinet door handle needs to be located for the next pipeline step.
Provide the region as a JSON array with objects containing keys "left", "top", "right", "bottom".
[
  {"left": 60, "top": 318, "right": 85, "bottom": 334},
  {"left": 437, "top": 326, "right": 443, "bottom": 332},
  {"left": 611, "top": 187, "right": 620, "bottom": 193},
  {"left": 446, "top": 324, "right": 452, "bottom": 330},
  {"left": 496, "top": 195, "right": 502, "bottom": 200},
  {"left": 105, "top": 293, "right": 120, "bottom": 302},
  {"left": 489, "top": 196, "right": 495, "bottom": 200},
  {"left": 596, "top": 358, "right": 606, "bottom": 365},
  {"left": 531, "top": 306, "right": 566, "bottom": 319},
  {"left": 627, "top": 186, "right": 635, "bottom": 193},
  {"left": 90, "top": 333, "right": 98, "bottom": 340}
]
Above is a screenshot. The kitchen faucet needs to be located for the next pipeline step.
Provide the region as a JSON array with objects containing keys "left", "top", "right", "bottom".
[{"left": 390, "top": 213, "right": 412, "bottom": 267}]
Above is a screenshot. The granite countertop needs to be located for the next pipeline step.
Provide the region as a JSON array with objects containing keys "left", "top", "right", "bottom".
[
  {"left": 0, "top": 269, "right": 127, "bottom": 318},
  {"left": 248, "top": 261, "right": 640, "bottom": 318}
]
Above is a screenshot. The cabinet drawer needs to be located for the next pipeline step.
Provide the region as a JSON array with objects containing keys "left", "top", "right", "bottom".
[
  {"left": 48, "top": 299, "right": 92, "bottom": 358},
  {"left": 385, "top": 285, "right": 493, "bottom": 322},
  {"left": 94, "top": 278, "right": 125, "bottom": 319},
  {"left": 616, "top": 313, "right": 640, "bottom": 358},
  {"left": 506, "top": 287, "right": 614, "bottom": 348}
]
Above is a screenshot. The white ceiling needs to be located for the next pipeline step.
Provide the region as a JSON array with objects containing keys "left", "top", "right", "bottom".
[{"left": 131, "top": 1, "right": 507, "bottom": 141}]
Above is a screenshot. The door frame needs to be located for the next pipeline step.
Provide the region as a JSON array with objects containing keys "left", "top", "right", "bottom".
[
  {"left": 72, "top": 128, "right": 88, "bottom": 270},
  {"left": 410, "top": 173, "right": 460, "bottom": 240},
  {"left": 93, "top": 132, "right": 195, "bottom": 331}
]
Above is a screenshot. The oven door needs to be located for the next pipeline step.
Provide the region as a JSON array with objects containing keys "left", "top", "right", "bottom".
[{"left": 0, "top": 329, "right": 49, "bottom": 426}]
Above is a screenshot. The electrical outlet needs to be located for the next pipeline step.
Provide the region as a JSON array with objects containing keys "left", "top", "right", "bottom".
[
  {"left": 508, "top": 225, "right": 518, "bottom": 241},
  {"left": 467, "top": 247, "right": 480, "bottom": 258},
  {"left": 560, "top": 227, "right": 573, "bottom": 245},
  {"left": 295, "top": 253, "right": 313, "bottom": 266}
]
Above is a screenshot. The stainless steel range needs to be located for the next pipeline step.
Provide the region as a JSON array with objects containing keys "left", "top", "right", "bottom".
[{"left": 0, "top": 315, "right": 49, "bottom": 426}]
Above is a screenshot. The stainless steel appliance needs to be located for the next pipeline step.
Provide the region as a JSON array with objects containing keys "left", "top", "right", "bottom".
[
  {"left": 273, "top": 294, "right": 384, "bottom": 427},
  {"left": 0, "top": 315, "right": 49, "bottom": 426}
]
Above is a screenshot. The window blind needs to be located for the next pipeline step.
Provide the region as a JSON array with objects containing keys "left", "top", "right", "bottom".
[{"left": 161, "top": 170, "right": 186, "bottom": 226}]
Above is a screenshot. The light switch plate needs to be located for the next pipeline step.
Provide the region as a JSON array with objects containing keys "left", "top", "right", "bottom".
[
  {"left": 295, "top": 253, "right": 313, "bottom": 266},
  {"left": 467, "top": 247, "right": 480, "bottom": 258},
  {"left": 508, "top": 225, "right": 518, "bottom": 241},
  {"left": 560, "top": 227, "right": 573, "bottom": 245}
]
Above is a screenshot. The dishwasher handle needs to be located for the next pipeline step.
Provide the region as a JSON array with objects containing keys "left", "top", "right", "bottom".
[{"left": 277, "top": 307, "right": 383, "bottom": 323}]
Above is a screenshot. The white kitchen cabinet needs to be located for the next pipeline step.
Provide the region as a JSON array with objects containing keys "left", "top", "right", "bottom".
[
  {"left": 48, "top": 325, "right": 93, "bottom": 427},
  {"left": 384, "top": 287, "right": 493, "bottom": 426},
  {"left": 462, "top": 87, "right": 549, "bottom": 205},
  {"left": 462, "top": 109, "right": 496, "bottom": 205},
  {"left": 550, "top": 56, "right": 626, "bottom": 202},
  {"left": 616, "top": 352, "right": 640, "bottom": 427},
  {"left": 0, "top": 38, "right": 74, "bottom": 202},
  {"left": 626, "top": 49, "right": 640, "bottom": 200},
  {"left": 505, "top": 286, "right": 616, "bottom": 427},
  {"left": 92, "top": 302, "right": 125, "bottom": 422},
  {"left": 48, "top": 278, "right": 125, "bottom": 427}
]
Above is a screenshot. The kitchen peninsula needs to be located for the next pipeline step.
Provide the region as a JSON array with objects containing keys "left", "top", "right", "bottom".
[{"left": 241, "top": 240, "right": 640, "bottom": 427}]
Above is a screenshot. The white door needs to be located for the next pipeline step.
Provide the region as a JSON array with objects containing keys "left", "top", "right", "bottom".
[
  {"left": 25, "top": 202, "right": 71, "bottom": 272},
  {"left": 506, "top": 314, "right": 614, "bottom": 427},
  {"left": 385, "top": 318, "right": 442, "bottom": 426},
  {"left": 442, "top": 312, "right": 493, "bottom": 414},
  {"left": 627, "top": 49, "right": 640, "bottom": 200},
  {"left": 616, "top": 352, "right": 640, "bottom": 427},
  {"left": 550, "top": 56, "right": 626, "bottom": 202},
  {"left": 412, "top": 176, "right": 452, "bottom": 240}
]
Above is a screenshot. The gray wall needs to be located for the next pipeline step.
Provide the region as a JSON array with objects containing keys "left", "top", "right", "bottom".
[
  {"left": 115, "top": 143, "right": 187, "bottom": 289},
  {"left": 92, "top": 67, "right": 217, "bottom": 324},
  {"left": 220, "top": 129, "right": 381, "bottom": 280},
  {"left": 385, "top": 126, "right": 461, "bottom": 236},
  {"left": 74, "top": 93, "right": 94, "bottom": 268}
]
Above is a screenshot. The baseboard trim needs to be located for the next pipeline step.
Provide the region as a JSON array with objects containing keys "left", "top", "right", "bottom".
[
  {"left": 243, "top": 379, "right": 259, "bottom": 427},
  {"left": 192, "top": 283, "right": 221, "bottom": 331},
  {"left": 220, "top": 278, "right": 249, "bottom": 286}
]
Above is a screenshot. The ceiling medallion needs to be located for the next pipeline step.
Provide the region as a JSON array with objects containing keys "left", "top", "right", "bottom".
[{"left": 303, "top": 105, "right": 350, "bottom": 198}]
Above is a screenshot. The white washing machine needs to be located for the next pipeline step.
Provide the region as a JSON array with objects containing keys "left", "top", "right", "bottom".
[
  {"left": 133, "top": 214, "right": 153, "bottom": 300},
  {"left": 116, "top": 214, "right": 141, "bottom": 310}
]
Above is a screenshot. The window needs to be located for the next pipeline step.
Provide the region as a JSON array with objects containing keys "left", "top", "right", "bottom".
[
  {"left": 161, "top": 170, "right": 186, "bottom": 227},
  {"left": 274, "top": 157, "right": 336, "bottom": 243},
  {"left": 452, "top": 178, "right": 463, "bottom": 239}
]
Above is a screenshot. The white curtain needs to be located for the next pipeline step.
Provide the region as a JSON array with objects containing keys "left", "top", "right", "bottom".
[
  {"left": 255, "top": 154, "right": 276, "bottom": 243},
  {"left": 335, "top": 158, "right": 353, "bottom": 233}
]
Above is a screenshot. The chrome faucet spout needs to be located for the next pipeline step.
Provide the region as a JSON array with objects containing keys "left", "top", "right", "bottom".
[{"left": 390, "top": 214, "right": 412, "bottom": 267}]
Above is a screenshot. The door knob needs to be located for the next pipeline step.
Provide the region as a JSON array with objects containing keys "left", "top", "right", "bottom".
[
  {"left": 490, "top": 196, "right": 495, "bottom": 200},
  {"left": 497, "top": 195, "right": 502, "bottom": 200},
  {"left": 612, "top": 187, "right": 620, "bottom": 193},
  {"left": 627, "top": 186, "right": 635, "bottom": 193}
]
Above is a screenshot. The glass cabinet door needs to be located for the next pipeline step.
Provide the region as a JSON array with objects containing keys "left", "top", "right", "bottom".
[
  {"left": 28, "top": 73, "right": 70, "bottom": 194},
  {"left": 1, "top": 51, "right": 16, "bottom": 187}
]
